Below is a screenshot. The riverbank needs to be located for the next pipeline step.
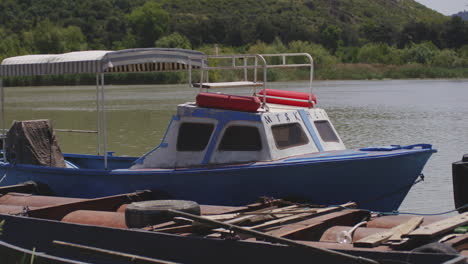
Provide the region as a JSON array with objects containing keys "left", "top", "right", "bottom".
[
  {"left": 316, "top": 64, "right": 468, "bottom": 80},
  {"left": 3, "top": 63, "right": 468, "bottom": 86}
]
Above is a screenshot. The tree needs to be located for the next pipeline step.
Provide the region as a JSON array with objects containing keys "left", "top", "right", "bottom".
[
  {"left": 155, "top": 32, "right": 191, "bottom": 49},
  {"left": 361, "top": 21, "right": 397, "bottom": 45},
  {"left": 28, "top": 19, "right": 62, "bottom": 53},
  {"left": 356, "top": 43, "right": 401, "bottom": 65},
  {"left": 442, "top": 16, "right": 468, "bottom": 49},
  {"left": 399, "top": 21, "right": 441, "bottom": 48},
  {"left": 319, "top": 25, "right": 342, "bottom": 53},
  {"left": 401, "top": 42, "right": 439, "bottom": 64},
  {"left": 0, "top": 28, "right": 25, "bottom": 60},
  {"left": 126, "top": 1, "right": 169, "bottom": 47},
  {"left": 60, "top": 26, "right": 88, "bottom": 51}
]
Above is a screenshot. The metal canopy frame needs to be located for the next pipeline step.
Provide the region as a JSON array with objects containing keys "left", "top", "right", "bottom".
[
  {"left": 190, "top": 53, "right": 315, "bottom": 107},
  {"left": 0, "top": 48, "right": 207, "bottom": 169}
]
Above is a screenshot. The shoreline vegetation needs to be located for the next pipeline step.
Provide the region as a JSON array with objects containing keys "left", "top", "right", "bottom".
[
  {"left": 4, "top": 63, "right": 468, "bottom": 87},
  {"left": 4, "top": 40, "right": 468, "bottom": 86},
  {"left": 2, "top": 0, "right": 468, "bottom": 85}
]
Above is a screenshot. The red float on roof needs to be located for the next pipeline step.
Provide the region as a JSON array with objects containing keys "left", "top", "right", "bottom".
[
  {"left": 196, "top": 93, "right": 261, "bottom": 112},
  {"left": 258, "top": 89, "right": 316, "bottom": 108}
]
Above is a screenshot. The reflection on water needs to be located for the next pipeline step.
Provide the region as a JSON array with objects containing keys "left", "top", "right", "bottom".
[{"left": 3, "top": 79, "right": 468, "bottom": 213}]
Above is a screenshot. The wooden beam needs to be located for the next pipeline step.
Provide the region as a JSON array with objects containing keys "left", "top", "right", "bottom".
[
  {"left": 405, "top": 212, "right": 468, "bottom": 239},
  {"left": 354, "top": 217, "right": 423, "bottom": 248},
  {"left": 268, "top": 210, "right": 370, "bottom": 239},
  {"left": 249, "top": 202, "right": 356, "bottom": 230}
]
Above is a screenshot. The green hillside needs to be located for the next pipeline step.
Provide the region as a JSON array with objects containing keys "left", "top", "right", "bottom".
[
  {"left": 4, "top": 0, "right": 468, "bottom": 83},
  {"left": 0, "top": 0, "right": 446, "bottom": 53}
]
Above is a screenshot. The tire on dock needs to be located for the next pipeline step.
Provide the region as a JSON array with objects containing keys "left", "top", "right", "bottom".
[{"left": 125, "top": 200, "right": 201, "bottom": 228}]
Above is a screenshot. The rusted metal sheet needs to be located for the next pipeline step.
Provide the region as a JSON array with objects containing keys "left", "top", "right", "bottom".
[
  {"left": 0, "top": 182, "right": 39, "bottom": 195},
  {"left": 0, "top": 204, "right": 38, "bottom": 214},
  {"left": 0, "top": 193, "right": 85, "bottom": 207},
  {"left": 28, "top": 190, "right": 153, "bottom": 220},
  {"left": 53, "top": 240, "right": 178, "bottom": 264},
  {"left": 116, "top": 203, "right": 128, "bottom": 212},
  {"left": 61, "top": 210, "right": 127, "bottom": 229}
]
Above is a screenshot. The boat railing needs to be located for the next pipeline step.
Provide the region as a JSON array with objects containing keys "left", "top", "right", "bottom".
[{"left": 188, "top": 53, "right": 314, "bottom": 107}]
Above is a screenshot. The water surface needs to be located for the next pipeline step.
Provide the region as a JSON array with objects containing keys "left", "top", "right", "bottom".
[{"left": 3, "top": 79, "right": 467, "bottom": 213}]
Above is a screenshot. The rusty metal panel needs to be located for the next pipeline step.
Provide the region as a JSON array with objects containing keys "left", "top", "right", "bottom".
[
  {"left": 27, "top": 190, "right": 153, "bottom": 220},
  {"left": 62, "top": 210, "right": 127, "bottom": 229}
]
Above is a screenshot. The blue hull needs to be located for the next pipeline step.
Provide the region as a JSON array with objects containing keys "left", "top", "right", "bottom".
[{"left": 0, "top": 147, "right": 435, "bottom": 212}]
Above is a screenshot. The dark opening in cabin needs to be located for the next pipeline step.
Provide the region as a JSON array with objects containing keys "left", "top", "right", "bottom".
[
  {"left": 219, "top": 125, "right": 262, "bottom": 151},
  {"left": 314, "top": 120, "right": 339, "bottom": 142},
  {"left": 177, "top": 123, "right": 214, "bottom": 151},
  {"left": 271, "top": 123, "right": 309, "bottom": 149}
]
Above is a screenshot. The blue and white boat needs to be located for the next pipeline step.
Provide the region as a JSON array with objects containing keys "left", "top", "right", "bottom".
[{"left": 0, "top": 48, "right": 436, "bottom": 211}]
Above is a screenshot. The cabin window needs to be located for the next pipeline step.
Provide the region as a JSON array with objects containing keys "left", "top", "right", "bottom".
[
  {"left": 314, "top": 120, "right": 340, "bottom": 142},
  {"left": 177, "top": 123, "right": 214, "bottom": 151},
  {"left": 219, "top": 126, "right": 262, "bottom": 151},
  {"left": 271, "top": 123, "right": 309, "bottom": 149}
]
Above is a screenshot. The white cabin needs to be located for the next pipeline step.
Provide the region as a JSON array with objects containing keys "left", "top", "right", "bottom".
[{"left": 131, "top": 102, "right": 345, "bottom": 169}]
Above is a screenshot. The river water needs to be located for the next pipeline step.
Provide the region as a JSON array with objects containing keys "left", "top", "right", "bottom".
[{"left": 2, "top": 79, "right": 467, "bottom": 213}]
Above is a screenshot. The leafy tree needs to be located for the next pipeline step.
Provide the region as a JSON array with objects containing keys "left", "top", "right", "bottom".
[
  {"left": 401, "top": 41, "right": 439, "bottom": 64},
  {"left": 60, "top": 26, "right": 88, "bottom": 51},
  {"left": 442, "top": 16, "right": 468, "bottom": 49},
  {"left": 0, "top": 28, "right": 26, "bottom": 60},
  {"left": 357, "top": 43, "right": 401, "bottom": 64},
  {"left": 126, "top": 1, "right": 169, "bottom": 47},
  {"left": 22, "top": 20, "right": 87, "bottom": 54},
  {"left": 155, "top": 32, "right": 192, "bottom": 49},
  {"left": 361, "top": 21, "right": 397, "bottom": 45},
  {"left": 27, "top": 19, "right": 62, "bottom": 53},
  {"left": 288, "top": 41, "right": 337, "bottom": 66},
  {"left": 319, "top": 25, "right": 342, "bottom": 53},
  {"left": 335, "top": 46, "right": 360, "bottom": 63},
  {"left": 398, "top": 21, "right": 441, "bottom": 48},
  {"left": 432, "top": 49, "right": 464, "bottom": 67}
]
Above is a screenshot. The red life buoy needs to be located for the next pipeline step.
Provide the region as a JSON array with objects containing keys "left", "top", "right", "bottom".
[
  {"left": 258, "top": 89, "right": 316, "bottom": 107},
  {"left": 196, "top": 93, "right": 261, "bottom": 112}
]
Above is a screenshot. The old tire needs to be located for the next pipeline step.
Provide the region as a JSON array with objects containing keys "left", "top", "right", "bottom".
[{"left": 125, "top": 200, "right": 200, "bottom": 228}]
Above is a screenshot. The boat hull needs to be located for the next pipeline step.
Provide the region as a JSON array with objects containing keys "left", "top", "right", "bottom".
[{"left": 0, "top": 148, "right": 435, "bottom": 212}]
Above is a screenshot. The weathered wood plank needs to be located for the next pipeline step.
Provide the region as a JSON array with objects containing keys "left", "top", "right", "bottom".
[
  {"left": 354, "top": 217, "right": 423, "bottom": 248},
  {"left": 405, "top": 212, "right": 468, "bottom": 239},
  {"left": 224, "top": 205, "right": 298, "bottom": 225},
  {"left": 388, "top": 216, "right": 424, "bottom": 241},
  {"left": 249, "top": 202, "right": 356, "bottom": 230},
  {"left": 268, "top": 210, "right": 370, "bottom": 239}
]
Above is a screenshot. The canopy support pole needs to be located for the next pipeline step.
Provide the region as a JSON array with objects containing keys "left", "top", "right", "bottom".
[
  {"left": 188, "top": 59, "right": 192, "bottom": 88},
  {"left": 308, "top": 55, "right": 314, "bottom": 106},
  {"left": 0, "top": 78, "right": 5, "bottom": 162},
  {"left": 96, "top": 75, "right": 101, "bottom": 155},
  {"left": 100, "top": 73, "right": 108, "bottom": 170}
]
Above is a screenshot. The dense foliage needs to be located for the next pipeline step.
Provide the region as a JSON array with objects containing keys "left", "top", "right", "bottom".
[{"left": 1, "top": 0, "right": 468, "bottom": 82}]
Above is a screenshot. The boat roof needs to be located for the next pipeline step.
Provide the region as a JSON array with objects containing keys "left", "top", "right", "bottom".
[{"left": 0, "top": 48, "right": 207, "bottom": 77}]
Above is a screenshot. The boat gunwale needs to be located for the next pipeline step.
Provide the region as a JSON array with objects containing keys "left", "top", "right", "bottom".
[{"left": 0, "top": 147, "right": 436, "bottom": 176}]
